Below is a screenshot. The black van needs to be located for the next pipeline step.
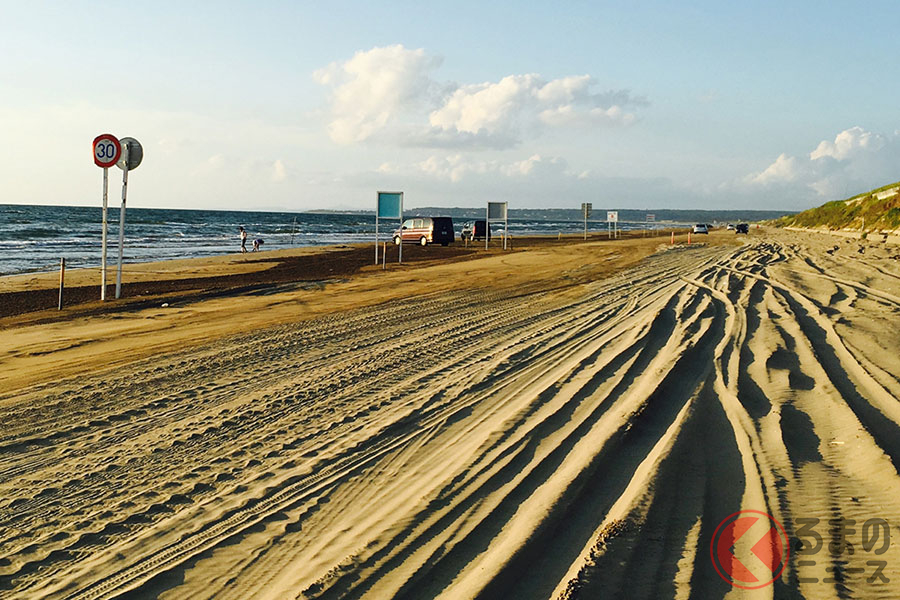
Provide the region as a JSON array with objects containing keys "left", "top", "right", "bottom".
[
  {"left": 393, "top": 217, "right": 455, "bottom": 246},
  {"left": 460, "top": 220, "right": 492, "bottom": 242}
]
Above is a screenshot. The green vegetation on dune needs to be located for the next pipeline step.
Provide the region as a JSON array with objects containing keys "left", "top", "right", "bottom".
[{"left": 776, "top": 181, "right": 900, "bottom": 231}]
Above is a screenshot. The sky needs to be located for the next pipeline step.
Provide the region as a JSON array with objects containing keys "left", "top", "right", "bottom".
[{"left": 2, "top": 1, "right": 899, "bottom": 212}]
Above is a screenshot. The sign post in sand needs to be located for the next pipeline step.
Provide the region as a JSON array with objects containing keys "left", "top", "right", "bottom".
[
  {"left": 376, "top": 191, "right": 403, "bottom": 264},
  {"left": 582, "top": 203, "right": 592, "bottom": 240},
  {"left": 114, "top": 137, "right": 143, "bottom": 299},
  {"left": 607, "top": 210, "right": 618, "bottom": 239},
  {"left": 93, "top": 133, "right": 122, "bottom": 301},
  {"left": 487, "top": 201, "right": 508, "bottom": 250}
]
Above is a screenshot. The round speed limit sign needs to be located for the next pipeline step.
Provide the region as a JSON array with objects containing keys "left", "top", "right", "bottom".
[{"left": 93, "top": 134, "right": 121, "bottom": 168}]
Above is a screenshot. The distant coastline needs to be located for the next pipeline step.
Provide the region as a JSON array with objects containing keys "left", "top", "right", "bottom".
[{"left": 311, "top": 206, "right": 794, "bottom": 222}]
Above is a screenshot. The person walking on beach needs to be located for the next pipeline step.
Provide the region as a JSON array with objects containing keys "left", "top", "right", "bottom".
[{"left": 239, "top": 227, "right": 247, "bottom": 253}]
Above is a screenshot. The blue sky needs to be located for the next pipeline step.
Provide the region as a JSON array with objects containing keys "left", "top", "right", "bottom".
[{"left": 2, "top": 1, "right": 899, "bottom": 211}]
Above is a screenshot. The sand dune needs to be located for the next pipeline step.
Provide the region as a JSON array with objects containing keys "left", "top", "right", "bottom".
[{"left": 1, "top": 230, "right": 899, "bottom": 599}]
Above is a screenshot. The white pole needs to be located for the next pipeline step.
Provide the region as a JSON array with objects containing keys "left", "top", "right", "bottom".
[
  {"left": 375, "top": 191, "right": 379, "bottom": 264},
  {"left": 485, "top": 205, "right": 489, "bottom": 251},
  {"left": 398, "top": 193, "right": 403, "bottom": 264},
  {"left": 115, "top": 166, "right": 129, "bottom": 299},
  {"left": 504, "top": 209, "right": 508, "bottom": 250},
  {"left": 101, "top": 167, "right": 109, "bottom": 300}
]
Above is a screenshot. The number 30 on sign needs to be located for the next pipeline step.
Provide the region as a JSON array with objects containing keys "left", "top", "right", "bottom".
[{"left": 93, "top": 134, "right": 121, "bottom": 168}]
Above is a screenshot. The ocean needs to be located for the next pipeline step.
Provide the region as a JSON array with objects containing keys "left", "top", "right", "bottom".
[{"left": 0, "top": 204, "right": 652, "bottom": 277}]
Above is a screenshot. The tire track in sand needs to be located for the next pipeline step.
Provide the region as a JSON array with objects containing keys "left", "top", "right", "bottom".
[{"left": 3, "top": 233, "right": 899, "bottom": 599}]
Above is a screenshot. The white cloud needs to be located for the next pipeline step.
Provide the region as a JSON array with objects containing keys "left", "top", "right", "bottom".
[
  {"left": 313, "top": 45, "right": 441, "bottom": 145},
  {"left": 747, "top": 153, "right": 802, "bottom": 185},
  {"left": 382, "top": 153, "right": 571, "bottom": 183},
  {"left": 742, "top": 127, "right": 900, "bottom": 201},
  {"left": 314, "top": 45, "right": 644, "bottom": 148},
  {"left": 430, "top": 73, "right": 640, "bottom": 137},
  {"left": 809, "top": 126, "right": 886, "bottom": 161}
]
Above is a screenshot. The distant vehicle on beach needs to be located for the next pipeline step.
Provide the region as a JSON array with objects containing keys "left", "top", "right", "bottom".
[
  {"left": 393, "top": 217, "right": 455, "bottom": 246},
  {"left": 692, "top": 223, "right": 709, "bottom": 234},
  {"left": 460, "top": 220, "right": 492, "bottom": 242},
  {"left": 735, "top": 223, "right": 749, "bottom": 234}
]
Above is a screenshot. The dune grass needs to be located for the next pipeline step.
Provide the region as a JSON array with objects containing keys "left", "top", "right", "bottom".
[{"left": 777, "top": 181, "right": 900, "bottom": 231}]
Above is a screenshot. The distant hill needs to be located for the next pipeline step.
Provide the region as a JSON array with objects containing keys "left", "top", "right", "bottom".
[{"left": 775, "top": 181, "right": 900, "bottom": 232}]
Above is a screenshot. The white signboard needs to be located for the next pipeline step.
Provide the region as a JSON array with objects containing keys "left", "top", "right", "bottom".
[
  {"left": 607, "top": 211, "right": 618, "bottom": 223},
  {"left": 488, "top": 201, "right": 508, "bottom": 220},
  {"left": 486, "top": 201, "right": 509, "bottom": 250}
]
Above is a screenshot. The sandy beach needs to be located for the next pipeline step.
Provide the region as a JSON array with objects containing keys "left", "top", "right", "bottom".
[{"left": 2, "top": 228, "right": 900, "bottom": 599}]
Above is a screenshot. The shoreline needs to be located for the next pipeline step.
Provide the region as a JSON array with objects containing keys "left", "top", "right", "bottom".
[
  {"left": 1, "top": 230, "right": 714, "bottom": 393},
  {"left": 0, "top": 230, "right": 698, "bottom": 323}
]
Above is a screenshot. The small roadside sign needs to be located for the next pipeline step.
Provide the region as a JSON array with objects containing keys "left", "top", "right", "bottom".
[
  {"left": 117, "top": 137, "right": 143, "bottom": 171},
  {"left": 375, "top": 191, "right": 403, "bottom": 265},
  {"left": 607, "top": 211, "right": 618, "bottom": 223},
  {"left": 488, "top": 201, "right": 507, "bottom": 220},
  {"left": 377, "top": 192, "right": 402, "bottom": 219},
  {"left": 582, "top": 203, "right": 592, "bottom": 240},
  {"left": 487, "top": 201, "right": 509, "bottom": 250},
  {"left": 93, "top": 134, "right": 121, "bottom": 168}
]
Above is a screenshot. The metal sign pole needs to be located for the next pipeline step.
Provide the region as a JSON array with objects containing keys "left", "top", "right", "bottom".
[
  {"left": 115, "top": 165, "right": 129, "bottom": 299},
  {"left": 375, "top": 212, "right": 379, "bottom": 265},
  {"left": 485, "top": 205, "right": 489, "bottom": 251},
  {"left": 93, "top": 134, "right": 121, "bottom": 300},
  {"left": 101, "top": 167, "right": 109, "bottom": 300},
  {"left": 398, "top": 193, "right": 403, "bottom": 264},
  {"left": 504, "top": 209, "right": 508, "bottom": 250},
  {"left": 58, "top": 257, "right": 66, "bottom": 310}
]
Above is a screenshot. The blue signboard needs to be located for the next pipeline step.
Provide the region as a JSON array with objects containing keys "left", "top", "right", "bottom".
[
  {"left": 377, "top": 192, "right": 402, "bottom": 219},
  {"left": 375, "top": 191, "right": 403, "bottom": 265}
]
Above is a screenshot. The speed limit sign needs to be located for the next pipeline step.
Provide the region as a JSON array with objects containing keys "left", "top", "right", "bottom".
[{"left": 93, "top": 134, "right": 121, "bottom": 168}]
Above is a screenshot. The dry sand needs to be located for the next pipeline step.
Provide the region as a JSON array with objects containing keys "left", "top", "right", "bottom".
[{"left": 1, "top": 229, "right": 900, "bottom": 599}]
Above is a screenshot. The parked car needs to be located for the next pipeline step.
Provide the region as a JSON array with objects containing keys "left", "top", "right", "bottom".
[
  {"left": 393, "top": 217, "right": 455, "bottom": 246},
  {"left": 692, "top": 223, "right": 709, "bottom": 234},
  {"left": 460, "top": 220, "right": 492, "bottom": 242},
  {"left": 735, "top": 223, "right": 749, "bottom": 234}
]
